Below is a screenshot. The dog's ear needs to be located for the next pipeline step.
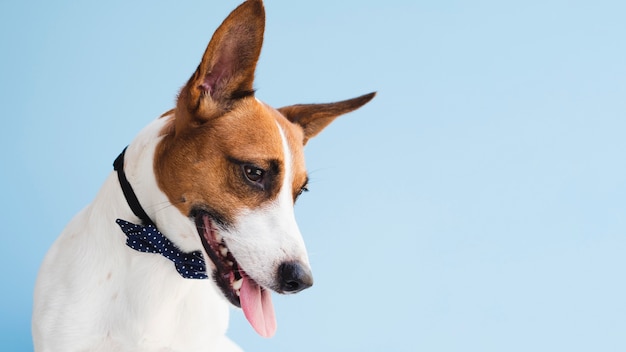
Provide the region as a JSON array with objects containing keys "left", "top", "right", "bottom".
[
  {"left": 279, "top": 92, "right": 376, "bottom": 145},
  {"left": 175, "top": 0, "right": 265, "bottom": 129}
]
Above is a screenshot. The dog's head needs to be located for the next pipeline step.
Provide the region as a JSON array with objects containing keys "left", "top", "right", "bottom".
[{"left": 154, "top": 0, "right": 374, "bottom": 337}]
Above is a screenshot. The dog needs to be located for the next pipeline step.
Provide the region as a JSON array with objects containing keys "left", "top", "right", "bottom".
[{"left": 32, "top": 1, "right": 374, "bottom": 351}]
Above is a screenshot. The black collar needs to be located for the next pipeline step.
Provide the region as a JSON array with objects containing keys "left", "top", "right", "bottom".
[{"left": 113, "top": 147, "right": 155, "bottom": 226}]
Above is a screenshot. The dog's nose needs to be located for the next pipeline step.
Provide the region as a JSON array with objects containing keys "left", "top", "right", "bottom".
[{"left": 277, "top": 261, "right": 313, "bottom": 293}]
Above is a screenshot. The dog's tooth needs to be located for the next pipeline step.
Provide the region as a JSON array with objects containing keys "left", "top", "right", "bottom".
[
  {"left": 220, "top": 246, "right": 229, "bottom": 257},
  {"left": 232, "top": 279, "right": 243, "bottom": 290},
  {"left": 226, "top": 260, "right": 233, "bottom": 267},
  {"left": 215, "top": 232, "right": 223, "bottom": 242}
]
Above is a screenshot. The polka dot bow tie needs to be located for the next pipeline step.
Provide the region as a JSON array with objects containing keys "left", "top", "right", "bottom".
[{"left": 116, "top": 219, "right": 208, "bottom": 280}]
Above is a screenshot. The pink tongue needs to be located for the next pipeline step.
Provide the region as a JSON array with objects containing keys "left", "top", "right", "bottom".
[{"left": 240, "top": 275, "right": 276, "bottom": 338}]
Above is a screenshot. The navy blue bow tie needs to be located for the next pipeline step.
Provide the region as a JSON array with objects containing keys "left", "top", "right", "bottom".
[{"left": 116, "top": 219, "right": 208, "bottom": 280}]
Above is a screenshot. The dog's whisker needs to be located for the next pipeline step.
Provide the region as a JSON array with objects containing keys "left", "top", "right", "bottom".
[
  {"left": 145, "top": 199, "right": 187, "bottom": 215},
  {"left": 150, "top": 203, "right": 176, "bottom": 214}
]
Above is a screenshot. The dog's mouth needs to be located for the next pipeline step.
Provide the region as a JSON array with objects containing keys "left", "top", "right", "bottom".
[{"left": 194, "top": 211, "right": 277, "bottom": 338}]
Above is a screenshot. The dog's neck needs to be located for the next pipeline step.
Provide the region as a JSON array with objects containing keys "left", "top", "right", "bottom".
[
  {"left": 113, "top": 141, "right": 209, "bottom": 280},
  {"left": 111, "top": 114, "right": 207, "bottom": 255}
]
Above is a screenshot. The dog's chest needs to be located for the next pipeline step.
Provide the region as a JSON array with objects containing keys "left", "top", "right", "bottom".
[
  {"left": 99, "top": 250, "right": 231, "bottom": 349},
  {"left": 38, "top": 206, "right": 231, "bottom": 350}
]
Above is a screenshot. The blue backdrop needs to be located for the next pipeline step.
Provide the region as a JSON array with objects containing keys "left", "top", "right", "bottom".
[{"left": 2, "top": 0, "right": 625, "bottom": 351}]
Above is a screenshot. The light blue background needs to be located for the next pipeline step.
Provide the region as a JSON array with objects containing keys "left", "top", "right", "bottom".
[{"left": 2, "top": 1, "right": 625, "bottom": 351}]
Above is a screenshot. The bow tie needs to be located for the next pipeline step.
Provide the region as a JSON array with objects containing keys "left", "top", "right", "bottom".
[{"left": 116, "top": 219, "right": 208, "bottom": 280}]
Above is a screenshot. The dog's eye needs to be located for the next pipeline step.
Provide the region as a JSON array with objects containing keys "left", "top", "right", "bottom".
[
  {"left": 243, "top": 164, "right": 265, "bottom": 184},
  {"left": 296, "top": 185, "right": 309, "bottom": 200}
]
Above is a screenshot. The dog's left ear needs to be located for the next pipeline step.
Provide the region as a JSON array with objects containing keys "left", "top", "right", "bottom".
[
  {"left": 175, "top": 0, "right": 265, "bottom": 130},
  {"left": 279, "top": 92, "right": 376, "bottom": 145}
]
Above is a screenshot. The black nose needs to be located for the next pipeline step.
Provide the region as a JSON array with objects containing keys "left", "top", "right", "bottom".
[{"left": 277, "top": 261, "right": 313, "bottom": 293}]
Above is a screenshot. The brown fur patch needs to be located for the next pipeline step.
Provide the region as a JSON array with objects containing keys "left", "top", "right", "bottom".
[{"left": 155, "top": 98, "right": 289, "bottom": 224}]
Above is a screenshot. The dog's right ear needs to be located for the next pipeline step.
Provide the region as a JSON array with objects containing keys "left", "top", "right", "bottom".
[
  {"left": 174, "top": 0, "right": 265, "bottom": 132},
  {"left": 279, "top": 92, "right": 376, "bottom": 145}
]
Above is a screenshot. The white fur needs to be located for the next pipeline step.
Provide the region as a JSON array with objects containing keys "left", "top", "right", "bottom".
[{"left": 33, "top": 116, "right": 240, "bottom": 352}]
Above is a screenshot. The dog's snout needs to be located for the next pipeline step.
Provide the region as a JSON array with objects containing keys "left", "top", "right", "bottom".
[{"left": 277, "top": 261, "right": 313, "bottom": 294}]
